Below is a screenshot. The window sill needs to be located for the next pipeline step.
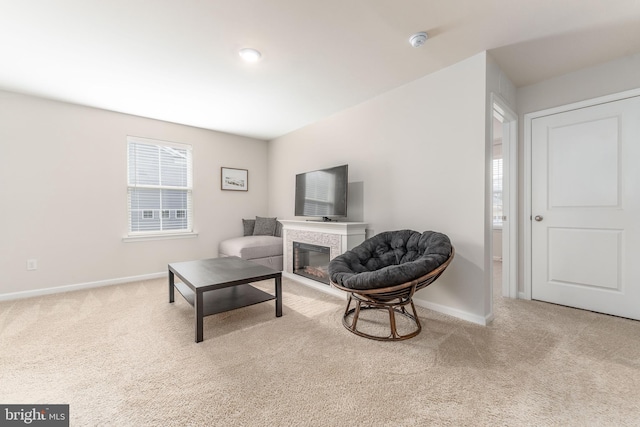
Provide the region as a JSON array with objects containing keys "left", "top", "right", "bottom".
[{"left": 122, "top": 232, "right": 198, "bottom": 243}]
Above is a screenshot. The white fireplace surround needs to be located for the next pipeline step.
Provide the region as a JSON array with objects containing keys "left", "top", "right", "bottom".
[{"left": 280, "top": 220, "right": 367, "bottom": 296}]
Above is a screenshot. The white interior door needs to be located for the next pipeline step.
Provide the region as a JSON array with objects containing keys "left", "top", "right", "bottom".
[{"left": 531, "top": 96, "right": 640, "bottom": 320}]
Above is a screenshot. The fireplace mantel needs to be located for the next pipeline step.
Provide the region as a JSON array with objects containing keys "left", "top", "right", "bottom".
[{"left": 280, "top": 220, "right": 367, "bottom": 296}]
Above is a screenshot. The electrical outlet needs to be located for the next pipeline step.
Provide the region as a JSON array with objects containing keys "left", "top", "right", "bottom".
[{"left": 26, "top": 259, "right": 38, "bottom": 271}]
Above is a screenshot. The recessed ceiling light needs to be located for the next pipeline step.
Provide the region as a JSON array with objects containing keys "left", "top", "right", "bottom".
[{"left": 239, "top": 48, "right": 262, "bottom": 63}]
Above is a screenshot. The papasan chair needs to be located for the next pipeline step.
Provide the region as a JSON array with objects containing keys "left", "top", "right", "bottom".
[{"left": 328, "top": 230, "right": 454, "bottom": 341}]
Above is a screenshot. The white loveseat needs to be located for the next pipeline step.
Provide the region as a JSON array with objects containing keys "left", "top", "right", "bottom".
[{"left": 218, "top": 217, "right": 283, "bottom": 271}]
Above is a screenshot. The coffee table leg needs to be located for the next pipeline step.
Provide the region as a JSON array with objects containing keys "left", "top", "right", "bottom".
[
  {"left": 275, "top": 275, "right": 282, "bottom": 317},
  {"left": 195, "top": 290, "right": 204, "bottom": 343},
  {"left": 169, "top": 270, "right": 175, "bottom": 303}
]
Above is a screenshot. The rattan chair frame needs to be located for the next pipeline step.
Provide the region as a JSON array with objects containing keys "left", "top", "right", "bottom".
[{"left": 331, "top": 246, "right": 454, "bottom": 341}]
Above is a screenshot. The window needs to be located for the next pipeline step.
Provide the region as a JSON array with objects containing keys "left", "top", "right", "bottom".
[
  {"left": 492, "top": 156, "right": 503, "bottom": 227},
  {"left": 127, "top": 136, "right": 193, "bottom": 236}
]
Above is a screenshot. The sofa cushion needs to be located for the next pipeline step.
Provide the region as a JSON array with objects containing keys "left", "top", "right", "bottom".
[
  {"left": 242, "top": 219, "right": 256, "bottom": 236},
  {"left": 219, "top": 236, "right": 283, "bottom": 260},
  {"left": 253, "top": 216, "right": 277, "bottom": 236},
  {"left": 274, "top": 220, "right": 283, "bottom": 237},
  {"left": 328, "top": 230, "right": 452, "bottom": 290}
]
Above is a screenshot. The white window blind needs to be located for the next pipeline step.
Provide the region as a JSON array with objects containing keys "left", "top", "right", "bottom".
[
  {"left": 492, "top": 157, "right": 503, "bottom": 227},
  {"left": 127, "top": 136, "right": 193, "bottom": 235}
]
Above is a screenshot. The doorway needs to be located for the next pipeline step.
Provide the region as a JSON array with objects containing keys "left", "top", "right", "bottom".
[{"left": 490, "top": 94, "right": 518, "bottom": 303}]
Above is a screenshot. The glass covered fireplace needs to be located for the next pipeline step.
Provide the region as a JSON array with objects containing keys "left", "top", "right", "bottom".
[{"left": 293, "top": 242, "right": 330, "bottom": 285}]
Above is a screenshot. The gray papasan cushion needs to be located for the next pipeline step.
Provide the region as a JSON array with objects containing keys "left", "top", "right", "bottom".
[{"left": 328, "top": 230, "right": 452, "bottom": 291}]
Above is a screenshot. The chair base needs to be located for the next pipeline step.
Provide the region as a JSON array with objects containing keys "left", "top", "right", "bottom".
[{"left": 341, "top": 292, "right": 422, "bottom": 341}]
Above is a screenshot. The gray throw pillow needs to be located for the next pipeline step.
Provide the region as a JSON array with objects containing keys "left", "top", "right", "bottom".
[
  {"left": 242, "top": 219, "right": 256, "bottom": 236},
  {"left": 274, "top": 221, "right": 283, "bottom": 237},
  {"left": 253, "top": 216, "right": 277, "bottom": 236}
]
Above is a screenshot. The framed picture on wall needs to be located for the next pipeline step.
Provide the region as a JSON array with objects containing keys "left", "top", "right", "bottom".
[{"left": 221, "top": 167, "right": 248, "bottom": 191}]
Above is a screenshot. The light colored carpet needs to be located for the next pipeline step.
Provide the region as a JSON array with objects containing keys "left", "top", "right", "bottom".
[{"left": 1, "top": 266, "right": 639, "bottom": 426}]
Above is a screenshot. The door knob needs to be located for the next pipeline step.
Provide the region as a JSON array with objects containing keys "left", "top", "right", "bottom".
[{"left": 534, "top": 215, "right": 543, "bottom": 222}]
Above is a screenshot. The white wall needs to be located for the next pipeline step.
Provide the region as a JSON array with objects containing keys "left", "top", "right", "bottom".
[
  {"left": 517, "top": 52, "right": 640, "bottom": 115},
  {"left": 268, "top": 53, "right": 491, "bottom": 323},
  {"left": 486, "top": 54, "right": 517, "bottom": 109},
  {"left": 0, "top": 91, "right": 269, "bottom": 297},
  {"left": 516, "top": 52, "right": 640, "bottom": 294},
  {"left": 492, "top": 229, "right": 502, "bottom": 260}
]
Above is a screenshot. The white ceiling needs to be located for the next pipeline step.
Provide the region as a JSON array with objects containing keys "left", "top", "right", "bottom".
[{"left": 1, "top": 0, "right": 640, "bottom": 140}]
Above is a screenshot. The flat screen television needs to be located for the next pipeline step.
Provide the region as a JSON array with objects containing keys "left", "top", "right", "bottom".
[{"left": 295, "top": 164, "right": 348, "bottom": 220}]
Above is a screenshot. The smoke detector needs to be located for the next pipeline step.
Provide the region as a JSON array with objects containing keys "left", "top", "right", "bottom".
[{"left": 409, "top": 32, "right": 428, "bottom": 48}]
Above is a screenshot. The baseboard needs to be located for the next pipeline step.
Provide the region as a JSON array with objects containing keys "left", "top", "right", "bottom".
[
  {"left": 413, "top": 296, "right": 490, "bottom": 326},
  {"left": 3, "top": 271, "right": 493, "bottom": 326},
  {"left": 285, "top": 271, "right": 490, "bottom": 326},
  {"left": 0, "top": 272, "right": 166, "bottom": 302}
]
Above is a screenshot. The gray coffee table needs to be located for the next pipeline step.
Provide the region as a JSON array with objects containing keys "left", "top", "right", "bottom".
[{"left": 169, "top": 256, "right": 282, "bottom": 342}]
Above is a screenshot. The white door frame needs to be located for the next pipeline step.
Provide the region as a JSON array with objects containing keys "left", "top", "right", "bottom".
[
  {"left": 490, "top": 93, "right": 518, "bottom": 299},
  {"left": 523, "top": 87, "right": 640, "bottom": 300}
]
